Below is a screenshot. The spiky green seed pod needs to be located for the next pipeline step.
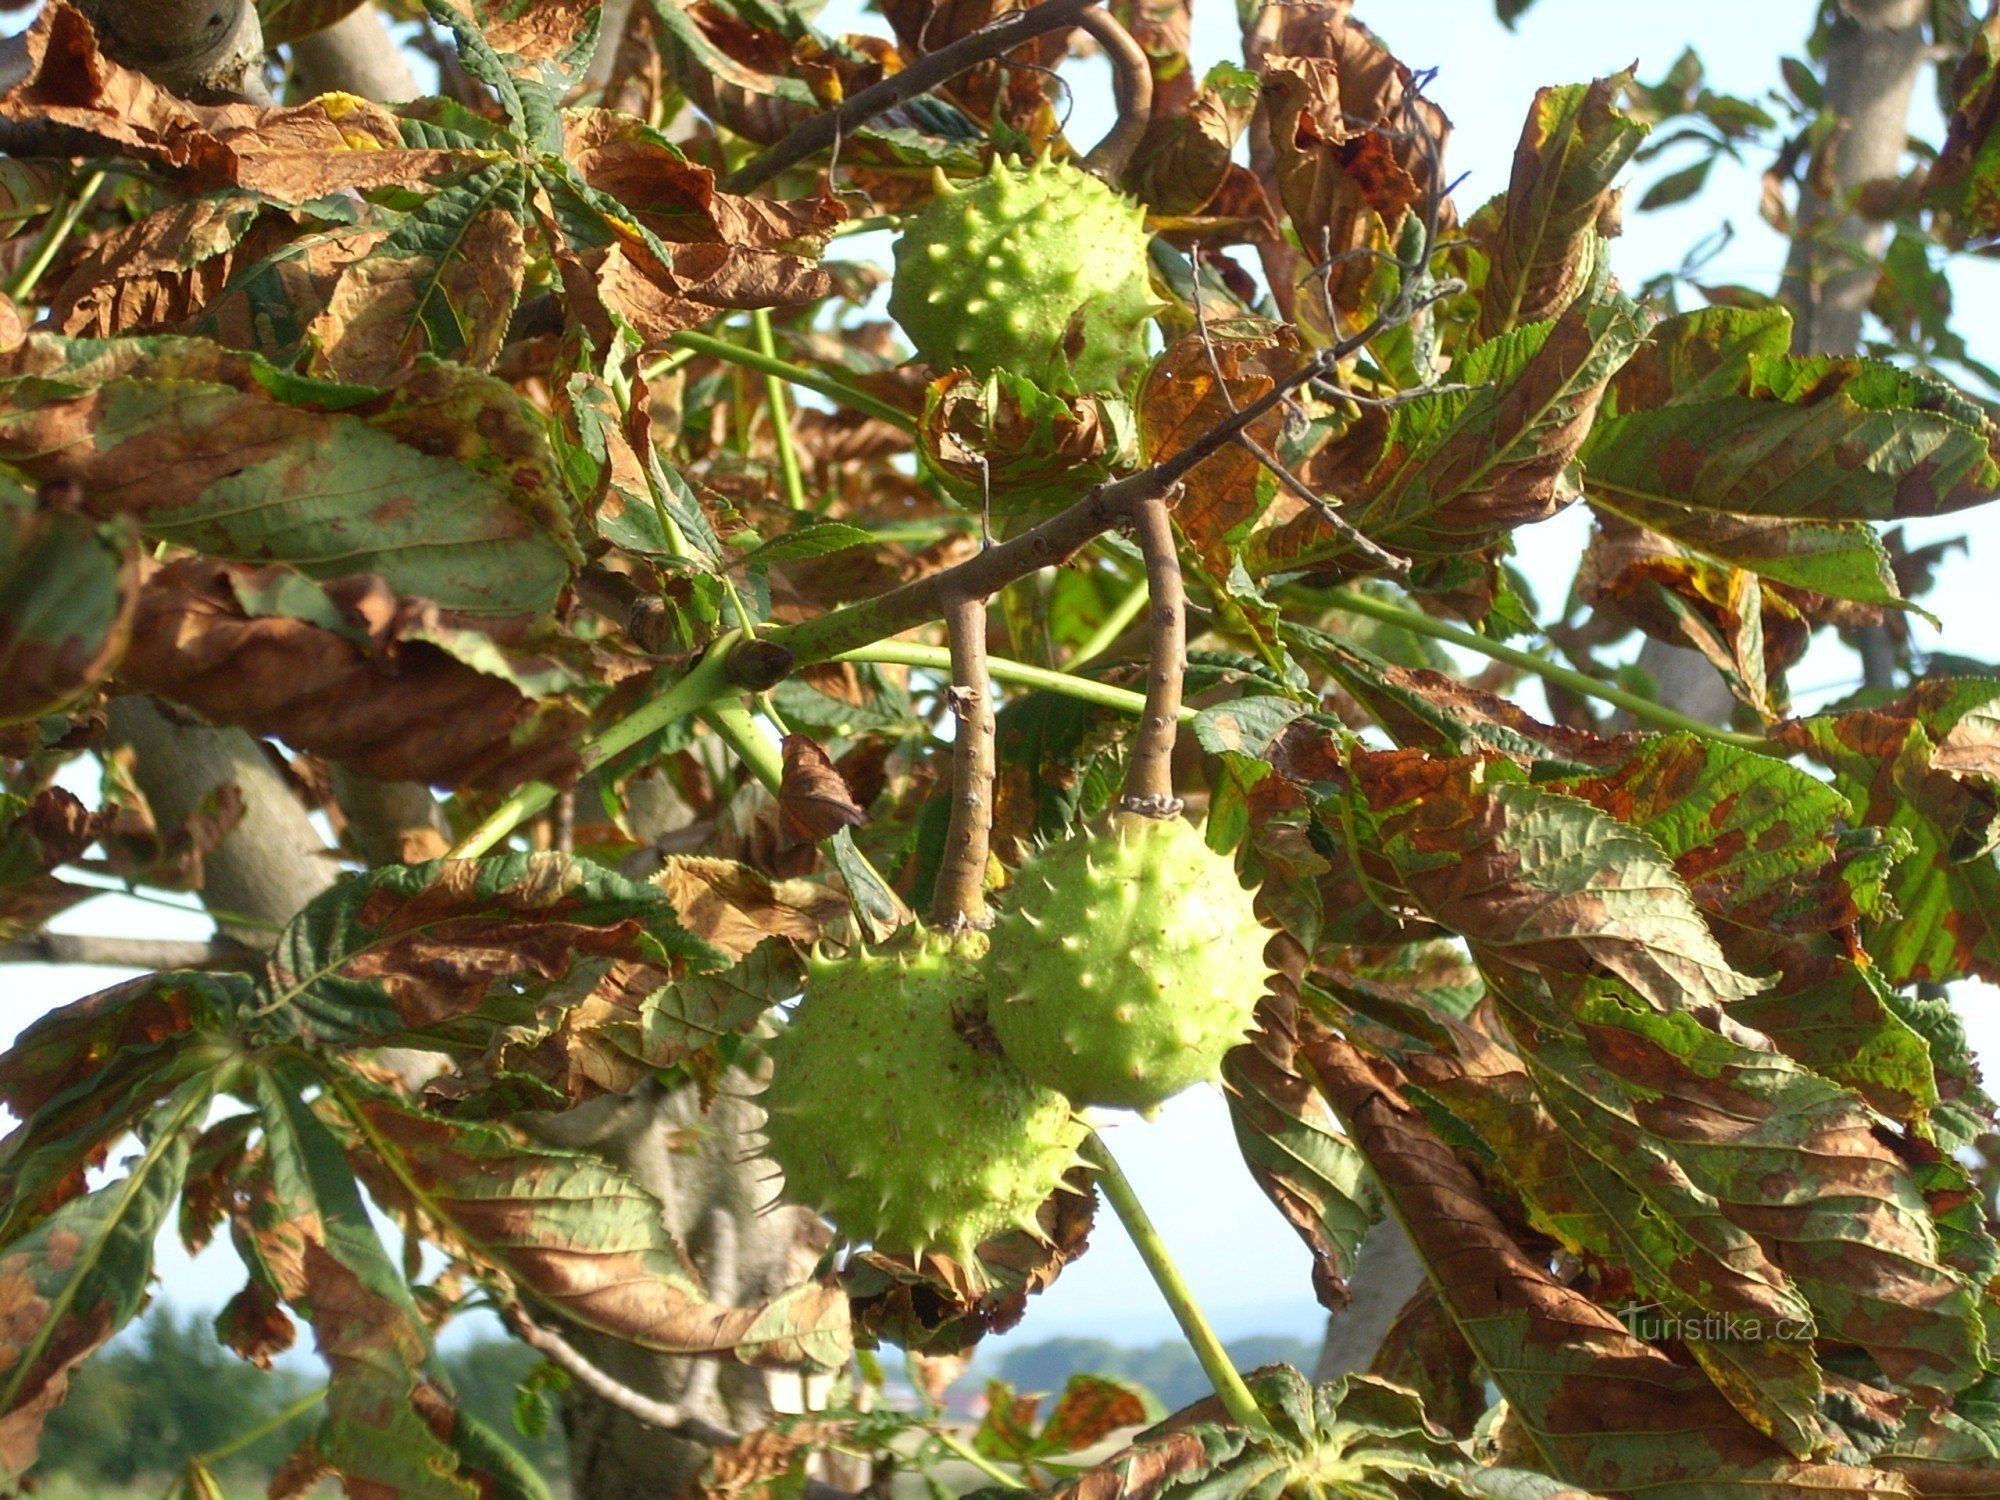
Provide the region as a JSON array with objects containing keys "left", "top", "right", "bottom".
[
  {"left": 889, "top": 156, "right": 1159, "bottom": 397},
  {"left": 986, "top": 813, "right": 1272, "bottom": 1114},
  {"left": 760, "top": 926, "right": 1088, "bottom": 1283}
]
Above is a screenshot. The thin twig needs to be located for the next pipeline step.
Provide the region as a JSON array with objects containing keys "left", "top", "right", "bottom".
[
  {"left": 933, "top": 593, "right": 997, "bottom": 927},
  {"left": 764, "top": 352, "right": 1337, "bottom": 667},
  {"left": 725, "top": 0, "right": 1097, "bottom": 193},
  {"left": 502, "top": 1305, "right": 742, "bottom": 1447},
  {"left": 1076, "top": 6, "right": 1152, "bottom": 182},
  {"left": 1119, "top": 495, "right": 1186, "bottom": 817}
]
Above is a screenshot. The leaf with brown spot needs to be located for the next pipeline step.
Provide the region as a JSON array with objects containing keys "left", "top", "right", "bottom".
[
  {"left": 306, "top": 162, "right": 528, "bottom": 383},
  {"left": 0, "top": 335, "right": 580, "bottom": 623},
  {"left": 1222, "top": 991, "right": 1374, "bottom": 1314},
  {"left": 1477, "top": 74, "right": 1648, "bottom": 337},
  {"left": 257, "top": 0, "right": 371, "bottom": 47},
  {"left": 0, "top": 971, "right": 249, "bottom": 1243},
  {"left": 250, "top": 852, "right": 727, "bottom": 1054},
  {"left": 1130, "top": 62, "right": 1260, "bottom": 217},
  {"left": 0, "top": 475, "right": 138, "bottom": 727},
  {"left": 1323, "top": 744, "right": 1766, "bottom": 1014},
  {"left": 334, "top": 1078, "right": 852, "bottom": 1368},
  {"left": 0, "top": 1081, "right": 204, "bottom": 1491},
  {"left": 653, "top": 856, "right": 849, "bottom": 961},
  {"left": 778, "top": 734, "right": 867, "bottom": 846},
  {"left": 1248, "top": 298, "right": 1644, "bottom": 583},
  {"left": 118, "top": 557, "right": 586, "bottom": 791},
  {"left": 1299, "top": 1023, "right": 1907, "bottom": 1495},
  {"left": 241, "top": 1069, "right": 502, "bottom": 1498}
]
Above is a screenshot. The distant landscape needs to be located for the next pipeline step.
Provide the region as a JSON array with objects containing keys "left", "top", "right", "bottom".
[{"left": 37, "top": 1309, "right": 1318, "bottom": 1495}]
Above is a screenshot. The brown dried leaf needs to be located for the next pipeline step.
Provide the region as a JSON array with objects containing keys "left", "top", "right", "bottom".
[
  {"left": 1136, "top": 317, "right": 1300, "bottom": 571},
  {"left": 1, "top": 6, "right": 473, "bottom": 201},
  {"left": 117, "top": 558, "right": 585, "bottom": 791},
  {"left": 778, "top": 734, "right": 867, "bottom": 847},
  {"left": 653, "top": 856, "right": 849, "bottom": 961}
]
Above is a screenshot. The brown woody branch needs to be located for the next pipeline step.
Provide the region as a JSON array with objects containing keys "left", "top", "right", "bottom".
[
  {"left": 1118, "top": 495, "right": 1185, "bottom": 817},
  {"left": 1077, "top": 5, "right": 1153, "bottom": 182},
  {"left": 762, "top": 355, "right": 1337, "bottom": 667},
  {"left": 932, "top": 593, "right": 997, "bottom": 927},
  {"left": 724, "top": 0, "right": 1096, "bottom": 193}
]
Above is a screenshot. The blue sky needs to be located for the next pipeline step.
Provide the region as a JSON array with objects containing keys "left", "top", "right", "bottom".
[{"left": 8, "top": 0, "right": 2000, "bottom": 1359}]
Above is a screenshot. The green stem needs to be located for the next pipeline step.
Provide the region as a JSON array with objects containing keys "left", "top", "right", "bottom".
[
  {"left": 837, "top": 641, "right": 1196, "bottom": 723},
  {"left": 669, "top": 330, "right": 914, "bottom": 431},
  {"left": 1319, "top": 589, "right": 1777, "bottom": 753},
  {"left": 702, "top": 698, "right": 785, "bottom": 793},
  {"left": 752, "top": 310, "right": 810, "bottom": 509},
  {"left": 1071, "top": 573, "right": 1151, "bottom": 666},
  {"left": 187, "top": 1384, "right": 326, "bottom": 1469},
  {"left": 1087, "top": 1136, "right": 1267, "bottom": 1433},
  {"left": 448, "top": 634, "right": 746, "bottom": 858},
  {"left": 8, "top": 168, "right": 105, "bottom": 302},
  {"left": 932, "top": 1426, "right": 1026, "bottom": 1489}
]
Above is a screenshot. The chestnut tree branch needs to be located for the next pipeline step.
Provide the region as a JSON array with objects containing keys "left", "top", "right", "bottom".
[
  {"left": 0, "top": 933, "right": 255, "bottom": 969},
  {"left": 1077, "top": 5, "right": 1153, "bottom": 181},
  {"left": 1118, "top": 495, "right": 1186, "bottom": 817},
  {"left": 932, "top": 594, "right": 997, "bottom": 927},
  {"left": 724, "top": 0, "right": 1096, "bottom": 193}
]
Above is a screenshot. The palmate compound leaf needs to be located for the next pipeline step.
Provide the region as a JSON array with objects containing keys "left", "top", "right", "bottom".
[
  {"left": 1025, "top": 1365, "right": 1599, "bottom": 1500},
  {"left": 1773, "top": 677, "right": 2000, "bottom": 990},
  {"left": 0, "top": 1079, "right": 208, "bottom": 1490},
  {"left": 242, "top": 1066, "right": 549, "bottom": 1500},
  {"left": 1392, "top": 1004, "right": 1828, "bottom": 1459},
  {"left": 247, "top": 852, "right": 729, "bottom": 1069},
  {"left": 325, "top": 1073, "right": 852, "bottom": 1369},
  {"left": 0, "top": 335, "right": 580, "bottom": 623},
  {"left": 1300, "top": 1024, "right": 1932, "bottom": 1499}
]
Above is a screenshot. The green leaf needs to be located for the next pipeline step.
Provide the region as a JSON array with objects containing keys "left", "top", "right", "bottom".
[
  {"left": 1638, "top": 155, "right": 1715, "bottom": 210},
  {"left": 1479, "top": 74, "right": 1648, "bottom": 336},
  {"left": 246, "top": 1066, "right": 487, "bottom": 1498},
  {"left": 251, "top": 852, "right": 727, "bottom": 1057},
  {"left": 0, "top": 1081, "right": 207, "bottom": 1488},
  {"left": 1775, "top": 678, "right": 2000, "bottom": 987},
  {"left": 0, "top": 336, "right": 580, "bottom": 621},
  {"left": 734, "top": 521, "right": 878, "bottom": 569},
  {"left": 0, "top": 971, "right": 249, "bottom": 1242},
  {"left": 0, "top": 471, "right": 137, "bottom": 725},
  {"left": 328, "top": 1075, "right": 852, "bottom": 1367}
]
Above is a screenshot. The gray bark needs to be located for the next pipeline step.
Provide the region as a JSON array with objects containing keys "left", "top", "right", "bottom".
[
  {"left": 528, "top": 1085, "right": 832, "bottom": 1499},
  {"left": 105, "top": 699, "right": 340, "bottom": 946},
  {"left": 1312, "top": 1219, "right": 1427, "bottom": 1381},
  {"left": 72, "top": 0, "right": 269, "bottom": 102},
  {"left": 288, "top": 4, "right": 419, "bottom": 104},
  {"left": 1778, "top": 0, "right": 1931, "bottom": 358}
]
